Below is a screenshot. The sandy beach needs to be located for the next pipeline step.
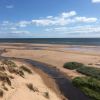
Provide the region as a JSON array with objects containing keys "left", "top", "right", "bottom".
[
  {"left": 0, "top": 59, "right": 62, "bottom": 100},
  {"left": 1, "top": 43, "right": 100, "bottom": 78},
  {"left": 0, "top": 43, "right": 100, "bottom": 100}
]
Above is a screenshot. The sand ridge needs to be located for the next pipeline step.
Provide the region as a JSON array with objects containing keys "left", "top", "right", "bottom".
[{"left": 0, "top": 60, "right": 61, "bottom": 100}]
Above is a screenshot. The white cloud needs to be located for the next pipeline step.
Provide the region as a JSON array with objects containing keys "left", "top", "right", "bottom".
[
  {"left": 32, "top": 19, "right": 54, "bottom": 26},
  {"left": 45, "top": 25, "right": 100, "bottom": 34},
  {"left": 74, "top": 17, "right": 97, "bottom": 23},
  {"left": 6, "top": 5, "right": 14, "bottom": 9},
  {"left": 32, "top": 11, "right": 77, "bottom": 26},
  {"left": 2, "top": 11, "right": 96, "bottom": 28},
  {"left": 0, "top": 10, "right": 99, "bottom": 37},
  {"left": 32, "top": 11, "right": 97, "bottom": 26},
  {"left": 92, "top": 0, "right": 100, "bottom": 3},
  {"left": 61, "top": 11, "right": 76, "bottom": 18},
  {"left": 2, "top": 21, "right": 10, "bottom": 26},
  {"left": 18, "top": 21, "right": 31, "bottom": 27},
  {"left": 11, "top": 30, "right": 31, "bottom": 34}
]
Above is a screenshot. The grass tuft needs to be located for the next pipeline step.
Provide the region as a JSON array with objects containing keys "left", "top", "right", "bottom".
[
  {"left": 2, "top": 59, "right": 17, "bottom": 67},
  {"left": 26, "top": 83, "right": 38, "bottom": 92},
  {"left": 8, "top": 67, "right": 24, "bottom": 78},
  {"left": 0, "top": 89, "right": 3, "bottom": 97},
  {"left": 20, "top": 66, "right": 32, "bottom": 74},
  {"left": 0, "top": 72, "right": 11, "bottom": 86}
]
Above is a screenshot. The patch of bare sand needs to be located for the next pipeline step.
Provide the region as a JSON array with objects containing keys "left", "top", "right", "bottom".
[{"left": 0, "top": 60, "right": 61, "bottom": 100}]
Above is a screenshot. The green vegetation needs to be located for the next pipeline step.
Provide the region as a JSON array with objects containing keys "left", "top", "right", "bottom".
[
  {"left": 63, "top": 62, "right": 84, "bottom": 70},
  {"left": 72, "top": 77, "right": 100, "bottom": 100},
  {"left": 2, "top": 59, "right": 17, "bottom": 67},
  {"left": 20, "top": 66, "right": 32, "bottom": 74},
  {"left": 26, "top": 83, "right": 38, "bottom": 92},
  {"left": 8, "top": 66, "right": 24, "bottom": 78},
  {"left": 63, "top": 62, "right": 100, "bottom": 100},
  {"left": 63, "top": 62, "right": 100, "bottom": 80},
  {"left": 77, "top": 67, "right": 100, "bottom": 80},
  {"left": 0, "top": 72, "right": 11, "bottom": 86}
]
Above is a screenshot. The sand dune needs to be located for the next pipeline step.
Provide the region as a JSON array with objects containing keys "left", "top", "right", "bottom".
[{"left": 0, "top": 60, "right": 61, "bottom": 100}]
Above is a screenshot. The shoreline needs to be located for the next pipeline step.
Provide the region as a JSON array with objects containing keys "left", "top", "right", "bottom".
[
  {"left": 1, "top": 43, "right": 100, "bottom": 77},
  {"left": 0, "top": 43, "right": 100, "bottom": 99},
  {"left": 0, "top": 56, "right": 91, "bottom": 100}
]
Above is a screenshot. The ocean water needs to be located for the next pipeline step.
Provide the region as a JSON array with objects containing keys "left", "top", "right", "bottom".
[{"left": 0, "top": 38, "right": 100, "bottom": 46}]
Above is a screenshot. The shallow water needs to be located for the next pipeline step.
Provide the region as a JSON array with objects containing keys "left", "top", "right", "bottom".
[
  {"left": 12, "top": 58, "right": 92, "bottom": 100},
  {"left": 61, "top": 46, "right": 100, "bottom": 53}
]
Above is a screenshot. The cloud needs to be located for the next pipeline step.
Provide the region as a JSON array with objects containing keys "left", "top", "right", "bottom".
[
  {"left": 3, "top": 11, "right": 96, "bottom": 28},
  {"left": 45, "top": 25, "right": 100, "bottom": 34},
  {"left": 18, "top": 21, "right": 31, "bottom": 27},
  {"left": 32, "top": 11, "right": 77, "bottom": 26},
  {"left": 32, "top": 11, "right": 97, "bottom": 26},
  {"left": 92, "top": 0, "right": 100, "bottom": 3},
  {"left": 11, "top": 30, "right": 31, "bottom": 34},
  {"left": 61, "top": 11, "right": 76, "bottom": 18},
  {"left": 6, "top": 5, "right": 14, "bottom": 9},
  {"left": 74, "top": 17, "right": 97, "bottom": 23},
  {"left": 0, "top": 10, "right": 99, "bottom": 38},
  {"left": 2, "top": 21, "right": 13, "bottom": 26}
]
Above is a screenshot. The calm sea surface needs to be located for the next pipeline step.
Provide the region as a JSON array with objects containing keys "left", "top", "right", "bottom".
[{"left": 0, "top": 38, "right": 100, "bottom": 46}]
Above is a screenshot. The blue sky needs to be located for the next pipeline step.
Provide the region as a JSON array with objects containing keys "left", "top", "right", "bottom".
[{"left": 0, "top": 0, "right": 100, "bottom": 38}]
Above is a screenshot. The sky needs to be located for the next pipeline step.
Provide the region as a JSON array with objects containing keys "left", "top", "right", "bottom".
[{"left": 0, "top": 0, "right": 100, "bottom": 38}]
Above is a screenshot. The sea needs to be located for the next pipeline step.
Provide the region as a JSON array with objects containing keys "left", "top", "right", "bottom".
[{"left": 0, "top": 38, "right": 100, "bottom": 46}]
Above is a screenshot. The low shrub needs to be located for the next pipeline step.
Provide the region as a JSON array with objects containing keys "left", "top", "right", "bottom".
[
  {"left": 0, "top": 89, "right": 3, "bottom": 97},
  {"left": 77, "top": 67, "right": 100, "bottom": 80},
  {"left": 20, "top": 66, "right": 32, "bottom": 74},
  {"left": 0, "top": 66, "right": 5, "bottom": 71},
  {"left": 26, "top": 83, "right": 34, "bottom": 91},
  {"left": 2, "top": 59, "right": 17, "bottom": 67},
  {"left": 63, "top": 62, "right": 84, "bottom": 70},
  {"left": 0, "top": 72, "right": 11, "bottom": 86},
  {"left": 7, "top": 67, "right": 24, "bottom": 78},
  {"left": 26, "top": 83, "right": 38, "bottom": 92},
  {"left": 72, "top": 77, "right": 100, "bottom": 100}
]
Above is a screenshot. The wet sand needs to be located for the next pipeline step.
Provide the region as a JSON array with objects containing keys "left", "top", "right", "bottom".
[
  {"left": 0, "top": 43, "right": 100, "bottom": 100},
  {"left": 1, "top": 43, "right": 100, "bottom": 78}
]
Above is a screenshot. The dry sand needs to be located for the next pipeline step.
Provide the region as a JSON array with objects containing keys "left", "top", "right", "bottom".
[
  {"left": 0, "top": 60, "right": 61, "bottom": 100},
  {"left": 1, "top": 43, "right": 100, "bottom": 78}
]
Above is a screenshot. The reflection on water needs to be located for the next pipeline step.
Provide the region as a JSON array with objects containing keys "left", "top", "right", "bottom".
[{"left": 61, "top": 46, "right": 100, "bottom": 53}]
